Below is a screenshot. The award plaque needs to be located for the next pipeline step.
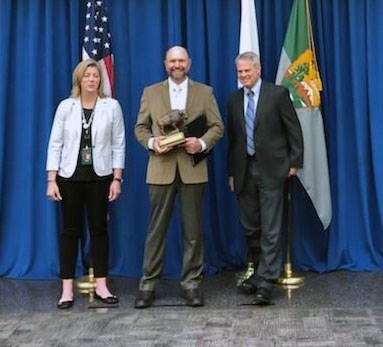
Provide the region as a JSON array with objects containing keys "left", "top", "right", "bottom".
[{"left": 157, "top": 110, "right": 188, "bottom": 148}]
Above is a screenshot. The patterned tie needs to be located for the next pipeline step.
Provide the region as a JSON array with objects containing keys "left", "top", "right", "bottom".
[{"left": 245, "top": 91, "right": 255, "bottom": 155}]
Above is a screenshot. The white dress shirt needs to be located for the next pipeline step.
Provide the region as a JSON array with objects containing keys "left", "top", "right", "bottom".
[
  {"left": 148, "top": 78, "right": 206, "bottom": 151},
  {"left": 169, "top": 78, "right": 188, "bottom": 110}
]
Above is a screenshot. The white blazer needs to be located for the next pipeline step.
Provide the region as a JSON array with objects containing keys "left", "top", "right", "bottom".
[{"left": 46, "top": 97, "right": 125, "bottom": 178}]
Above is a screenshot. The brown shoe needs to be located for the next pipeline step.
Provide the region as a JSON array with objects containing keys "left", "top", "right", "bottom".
[
  {"left": 184, "top": 288, "right": 204, "bottom": 307},
  {"left": 134, "top": 290, "right": 155, "bottom": 309}
]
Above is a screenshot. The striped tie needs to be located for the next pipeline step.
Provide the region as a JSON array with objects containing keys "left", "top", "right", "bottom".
[{"left": 245, "top": 91, "right": 255, "bottom": 155}]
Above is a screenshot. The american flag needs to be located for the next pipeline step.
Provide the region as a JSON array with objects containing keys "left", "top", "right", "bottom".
[{"left": 82, "top": 0, "right": 114, "bottom": 97}]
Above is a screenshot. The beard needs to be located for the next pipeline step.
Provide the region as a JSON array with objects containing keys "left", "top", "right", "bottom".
[{"left": 168, "top": 68, "right": 188, "bottom": 82}]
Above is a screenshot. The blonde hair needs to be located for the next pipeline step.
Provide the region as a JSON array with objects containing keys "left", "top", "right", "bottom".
[{"left": 71, "top": 59, "right": 106, "bottom": 98}]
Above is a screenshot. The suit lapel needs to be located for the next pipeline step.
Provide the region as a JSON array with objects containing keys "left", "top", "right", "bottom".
[
  {"left": 161, "top": 80, "right": 171, "bottom": 110},
  {"left": 254, "top": 82, "right": 269, "bottom": 130},
  {"left": 92, "top": 97, "right": 106, "bottom": 138},
  {"left": 186, "top": 79, "right": 196, "bottom": 111},
  {"left": 71, "top": 98, "right": 82, "bottom": 137},
  {"left": 234, "top": 89, "right": 246, "bottom": 134}
]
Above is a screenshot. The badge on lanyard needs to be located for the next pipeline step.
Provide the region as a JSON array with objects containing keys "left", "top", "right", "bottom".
[
  {"left": 81, "top": 146, "right": 93, "bottom": 165},
  {"left": 81, "top": 105, "right": 96, "bottom": 166}
]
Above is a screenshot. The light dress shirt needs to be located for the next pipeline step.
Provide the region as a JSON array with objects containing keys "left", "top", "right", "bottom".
[
  {"left": 149, "top": 78, "right": 206, "bottom": 151},
  {"left": 244, "top": 78, "right": 262, "bottom": 118}
]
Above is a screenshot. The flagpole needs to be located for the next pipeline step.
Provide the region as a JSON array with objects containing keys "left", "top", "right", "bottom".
[
  {"left": 277, "top": 0, "right": 332, "bottom": 289},
  {"left": 277, "top": 177, "right": 304, "bottom": 287},
  {"left": 76, "top": 261, "right": 96, "bottom": 295},
  {"left": 305, "top": 0, "right": 321, "bottom": 88},
  {"left": 305, "top": 0, "right": 312, "bottom": 51}
]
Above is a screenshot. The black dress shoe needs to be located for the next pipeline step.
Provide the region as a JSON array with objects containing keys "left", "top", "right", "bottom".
[
  {"left": 57, "top": 299, "right": 74, "bottom": 309},
  {"left": 253, "top": 287, "right": 272, "bottom": 305},
  {"left": 237, "top": 275, "right": 258, "bottom": 295},
  {"left": 134, "top": 290, "right": 155, "bottom": 309},
  {"left": 184, "top": 288, "right": 204, "bottom": 307},
  {"left": 94, "top": 292, "right": 119, "bottom": 304}
]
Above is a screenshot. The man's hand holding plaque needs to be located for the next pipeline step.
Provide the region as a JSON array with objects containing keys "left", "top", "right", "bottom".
[
  {"left": 157, "top": 110, "right": 188, "bottom": 150},
  {"left": 155, "top": 110, "right": 209, "bottom": 164}
]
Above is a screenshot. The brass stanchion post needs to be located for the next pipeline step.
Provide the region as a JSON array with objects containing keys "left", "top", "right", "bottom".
[
  {"left": 76, "top": 266, "right": 96, "bottom": 295},
  {"left": 278, "top": 178, "right": 304, "bottom": 287}
]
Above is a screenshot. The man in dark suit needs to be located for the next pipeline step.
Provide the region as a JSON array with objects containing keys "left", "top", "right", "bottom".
[
  {"left": 227, "top": 51, "right": 303, "bottom": 304},
  {"left": 134, "top": 46, "right": 224, "bottom": 308}
]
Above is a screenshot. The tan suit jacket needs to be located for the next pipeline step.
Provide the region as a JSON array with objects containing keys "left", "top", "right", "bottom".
[{"left": 135, "top": 79, "right": 224, "bottom": 184}]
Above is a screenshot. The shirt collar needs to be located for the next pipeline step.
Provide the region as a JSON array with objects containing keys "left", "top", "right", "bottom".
[
  {"left": 245, "top": 78, "right": 262, "bottom": 96},
  {"left": 168, "top": 77, "right": 189, "bottom": 92}
]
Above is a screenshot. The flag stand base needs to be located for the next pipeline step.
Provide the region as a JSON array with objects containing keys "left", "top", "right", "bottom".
[
  {"left": 76, "top": 267, "right": 96, "bottom": 294},
  {"left": 277, "top": 263, "right": 304, "bottom": 286}
]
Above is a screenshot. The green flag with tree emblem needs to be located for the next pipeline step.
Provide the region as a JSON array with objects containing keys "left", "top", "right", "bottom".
[{"left": 276, "top": 0, "right": 332, "bottom": 230}]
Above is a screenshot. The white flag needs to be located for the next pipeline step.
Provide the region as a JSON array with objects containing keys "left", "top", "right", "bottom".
[
  {"left": 239, "top": 0, "right": 260, "bottom": 87},
  {"left": 239, "top": 0, "right": 260, "bottom": 56}
]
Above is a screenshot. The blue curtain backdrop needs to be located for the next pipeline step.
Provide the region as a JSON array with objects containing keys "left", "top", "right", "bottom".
[{"left": 0, "top": 0, "right": 382, "bottom": 279}]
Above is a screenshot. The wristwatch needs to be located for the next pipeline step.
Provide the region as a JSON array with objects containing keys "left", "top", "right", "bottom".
[{"left": 113, "top": 177, "right": 123, "bottom": 183}]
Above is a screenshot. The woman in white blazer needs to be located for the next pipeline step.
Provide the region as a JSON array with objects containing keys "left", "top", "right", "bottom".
[{"left": 46, "top": 59, "right": 125, "bottom": 309}]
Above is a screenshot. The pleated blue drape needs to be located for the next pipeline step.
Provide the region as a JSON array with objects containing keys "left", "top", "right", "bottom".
[{"left": 0, "top": 0, "right": 382, "bottom": 279}]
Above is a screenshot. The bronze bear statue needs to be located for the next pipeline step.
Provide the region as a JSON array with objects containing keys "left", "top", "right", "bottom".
[{"left": 158, "top": 109, "right": 188, "bottom": 135}]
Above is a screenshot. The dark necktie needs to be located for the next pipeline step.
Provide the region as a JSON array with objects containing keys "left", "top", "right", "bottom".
[{"left": 245, "top": 91, "right": 255, "bottom": 155}]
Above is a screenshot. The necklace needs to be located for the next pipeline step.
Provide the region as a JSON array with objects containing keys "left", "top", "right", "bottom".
[
  {"left": 81, "top": 98, "right": 97, "bottom": 133},
  {"left": 82, "top": 109, "right": 95, "bottom": 130},
  {"left": 82, "top": 109, "right": 94, "bottom": 141}
]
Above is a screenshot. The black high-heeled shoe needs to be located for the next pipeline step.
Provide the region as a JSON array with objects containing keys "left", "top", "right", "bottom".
[
  {"left": 57, "top": 299, "right": 74, "bottom": 309},
  {"left": 94, "top": 292, "right": 119, "bottom": 304}
]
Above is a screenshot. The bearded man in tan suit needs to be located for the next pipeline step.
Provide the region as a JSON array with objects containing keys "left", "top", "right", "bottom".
[{"left": 134, "top": 46, "right": 224, "bottom": 308}]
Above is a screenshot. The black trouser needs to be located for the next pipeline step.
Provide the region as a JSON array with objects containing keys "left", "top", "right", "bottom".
[
  {"left": 238, "top": 157, "right": 262, "bottom": 264},
  {"left": 58, "top": 179, "right": 110, "bottom": 279},
  {"left": 237, "top": 157, "right": 285, "bottom": 285}
]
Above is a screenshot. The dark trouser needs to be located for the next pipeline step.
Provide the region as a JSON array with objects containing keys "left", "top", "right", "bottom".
[
  {"left": 237, "top": 157, "right": 285, "bottom": 288},
  {"left": 58, "top": 179, "right": 110, "bottom": 279},
  {"left": 139, "top": 172, "right": 205, "bottom": 291}
]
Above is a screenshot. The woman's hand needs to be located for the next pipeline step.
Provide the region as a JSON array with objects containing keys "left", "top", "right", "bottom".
[
  {"left": 46, "top": 181, "right": 62, "bottom": 201},
  {"left": 108, "top": 180, "right": 122, "bottom": 201}
]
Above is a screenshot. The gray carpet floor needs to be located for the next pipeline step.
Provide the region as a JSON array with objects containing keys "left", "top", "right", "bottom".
[{"left": 1, "top": 271, "right": 383, "bottom": 346}]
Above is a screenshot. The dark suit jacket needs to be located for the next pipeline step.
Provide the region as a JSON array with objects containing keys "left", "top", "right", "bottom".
[
  {"left": 227, "top": 81, "right": 303, "bottom": 192},
  {"left": 135, "top": 79, "right": 224, "bottom": 184}
]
